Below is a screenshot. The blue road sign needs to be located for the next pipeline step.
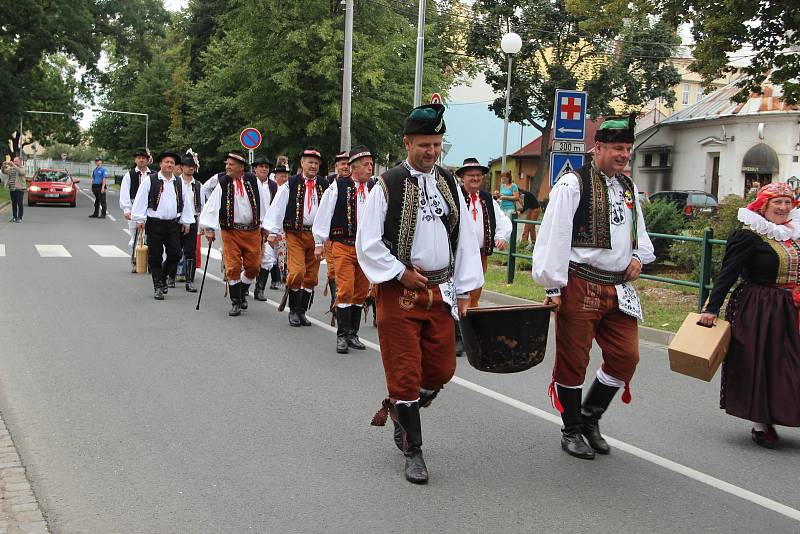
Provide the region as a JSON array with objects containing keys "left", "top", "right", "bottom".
[
  {"left": 550, "top": 152, "right": 585, "bottom": 186},
  {"left": 553, "top": 90, "right": 588, "bottom": 141},
  {"left": 240, "top": 128, "right": 262, "bottom": 150}
]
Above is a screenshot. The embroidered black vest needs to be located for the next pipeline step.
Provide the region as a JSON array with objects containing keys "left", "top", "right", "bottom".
[
  {"left": 378, "top": 164, "right": 461, "bottom": 273},
  {"left": 128, "top": 167, "right": 150, "bottom": 199},
  {"left": 282, "top": 174, "right": 327, "bottom": 232},
  {"left": 571, "top": 163, "right": 638, "bottom": 249},
  {"left": 147, "top": 175, "right": 184, "bottom": 217},
  {"left": 330, "top": 177, "right": 375, "bottom": 245},
  {"left": 463, "top": 187, "right": 497, "bottom": 256},
  {"left": 218, "top": 172, "right": 261, "bottom": 230}
]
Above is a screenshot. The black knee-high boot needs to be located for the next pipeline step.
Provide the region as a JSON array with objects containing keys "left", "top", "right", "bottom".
[
  {"left": 557, "top": 385, "right": 595, "bottom": 460},
  {"left": 581, "top": 378, "right": 618, "bottom": 454},
  {"left": 395, "top": 402, "right": 428, "bottom": 484},
  {"left": 254, "top": 268, "right": 269, "bottom": 301}
]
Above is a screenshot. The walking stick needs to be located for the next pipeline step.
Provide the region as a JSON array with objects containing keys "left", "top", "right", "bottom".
[{"left": 195, "top": 240, "right": 213, "bottom": 310}]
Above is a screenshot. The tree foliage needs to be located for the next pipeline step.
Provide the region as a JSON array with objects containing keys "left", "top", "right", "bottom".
[
  {"left": 674, "top": 1, "right": 800, "bottom": 104},
  {"left": 467, "top": 0, "right": 681, "bottom": 193}
]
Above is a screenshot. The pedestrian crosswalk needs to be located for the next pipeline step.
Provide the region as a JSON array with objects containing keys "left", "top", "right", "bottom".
[
  {"left": 0, "top": 243, "right": 226, "bottom": 260},
  {"left": 35, "top": 244, "right": 72, "bottom": 258},
  {"left": 0, "top": 244, "right": 5, "bottom": 257},
  {"left": 88, "top": 245, "right": 130, "bottom": 258}
]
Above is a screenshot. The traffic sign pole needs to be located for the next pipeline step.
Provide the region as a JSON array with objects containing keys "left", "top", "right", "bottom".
[{"left": 248, "top": 149, "right": 254, "bottom": 165}]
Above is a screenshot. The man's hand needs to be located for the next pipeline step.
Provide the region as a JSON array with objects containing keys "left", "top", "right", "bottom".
[
  {"left": 697, "top": 312, "right": 717, "bottom": 327},
  {"left": 181, "top": 224, "right": 190, "bottom": 235},
  {"left": 205, "top": 229, "right": 215, "bottom": 243},
  {"left": 399, "top": 267, "right": 428, "bottom": 290},
  {"left": 124, "top": 212, "right": 132, "bottom": 221},
  {"left": 267, "top": 234, "right": 278, "bottom": 245},
  {"left": 457, "top": 298, "right": 469, "bottom": 317},
  {"left": 624, "top": 258, "right": 642, "bottom": 281},
  {"left": 495, "top": 239, "right": 507, "bottom": 251},
  {"left": 543, "top": 295, "right": 561, "bottom": 311},
  {"left": 314, "top": 245, "right": 324, "bottom": 261}
]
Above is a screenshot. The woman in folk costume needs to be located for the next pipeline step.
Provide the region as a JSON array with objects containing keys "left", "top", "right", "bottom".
[{"left": 699, "top": 183, "right": 800, "bottom": 448}]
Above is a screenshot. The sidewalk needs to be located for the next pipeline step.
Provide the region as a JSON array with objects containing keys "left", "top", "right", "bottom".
[
  {"left": 0, "top": 413, "right": 48, "bottom": 533},
  {"left": 480, "top": 289, "right": 675, "bottom": 346}
]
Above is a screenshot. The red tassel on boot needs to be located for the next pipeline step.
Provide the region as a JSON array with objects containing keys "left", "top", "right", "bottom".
[
  {"left": 370, "top": 398, "right": 391, "bottom": 426},
  {"left": 548, "top": 377, "right": 564, "bottom": 413},
  {"left": 621, "top": 382, "right": 632, "bottom": 404}
]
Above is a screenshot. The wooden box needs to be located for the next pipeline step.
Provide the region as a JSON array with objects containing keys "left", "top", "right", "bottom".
[{"left": 668, "top": 313, "right": 731, "bottom": 381}]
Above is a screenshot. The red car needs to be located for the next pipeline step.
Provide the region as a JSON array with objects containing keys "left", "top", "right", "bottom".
[{"left": 28, "top": 169, "right": 79, "bottom": 207}]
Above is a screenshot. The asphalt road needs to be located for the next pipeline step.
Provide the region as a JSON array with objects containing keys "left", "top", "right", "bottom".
[{"left": 0, "top": 187, "right": 798, "bottom": 533}]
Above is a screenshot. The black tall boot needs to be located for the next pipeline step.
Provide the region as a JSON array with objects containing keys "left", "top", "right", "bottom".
[
  {"left": 228, "top": 283, "right": 242, "bottom": 316},
  {"left": 298, "top": 290, "right": 312, "bottom": 326},
  {"left": 269, "top": 265, "right": 281, "bottom": 290},
  {"left": 336, "top": 306, "right": 350, "bottom": 354},
  {"left": 557, "top": 385, "right": 595, "bottom": 460},
  {"left": 288, "top": 290, "right": 302, "bottom": 327},
  {"left": 254, "top": 268, "right": 269, "bottom": 301},
  {"left": 395, "top": 402, "right": 428, "bottom": 484},
  {"left": 239, "top": 283, "right": 250, "bottom": 310},
  {"left": 581, "top": 379, "right": 619, "bottom": 455},
  {"left": 347, "top": 306, "right": 366, "bottom": 350},
  {"left": 185, "top": 259, "right": 197, "bottom": 293},
  {"left": 151, "top": 271, "right": 165, "bottom": 300}
]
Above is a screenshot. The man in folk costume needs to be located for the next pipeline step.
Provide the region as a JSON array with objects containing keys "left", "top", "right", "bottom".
[
  {"left": 265, "top": 148, "right": 327, "bottom": 327},
  {"left": 252, "top": 154, "right": 278, "bottom": 301},
  {"left": 532, "top": 115, "right": 655, "bottom": 460},
  {"left": 131, "top": 150, "right": 195, "bottom": 300},
  {"left": 172, "top": 150, "right": 203, "bottom": 293},
  {"left": 313, "top": 145, "right": 375, "bottom": 354},
  {"left": 323, "top": 150, "right": 351, "bottom": 317},
  {"left": 457, "top": 157, "right": 512, "bottom": 308},
  {"left": 269, "top": 164, "right": 291, "bottom": 289},
  {"left": 356, "top": 104, "right": 483, "bottom": 484},
  {"left": 119, "top": 147, "right": 153, "bottom": 273},
  {"left": 199, "top": 150, "right": 269, "bottom": 316}
]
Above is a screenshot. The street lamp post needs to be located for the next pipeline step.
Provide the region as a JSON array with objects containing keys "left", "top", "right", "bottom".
[
  {"left": 413, "top": 0, "right": 426, "bottom": 107},
  {"left": 500, "top": 32, "right": 522, "bottom": 174},
  {"left": 340, "top": 0, "right": 354, "bottom": 151},
  {"left": 91, "top": 108, "right": 149, "bottom": 151},
  {"left": 19, "top": 111, "right": 67, "bottom": 156}
]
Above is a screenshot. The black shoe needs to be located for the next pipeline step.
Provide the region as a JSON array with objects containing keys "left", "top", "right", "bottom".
[
  {"left": 184, "top": 259, "right": 197, "bottom": 292},
  {"left": 288, "top": 290, "right": 303, "bottom": 327},
  {"left": 336, "top": 306, "right": 350, "bottom": 354},
  {"left": 395, "top": 402, "right": 428, "bottom": 484},
  {"left": 152, "top": 273, "right": 165, "bottom": 301},
  {"left": 347, "top": 306, "right": 366, "bottom": 350},
  {"left": 298, "top": 290, "right": 313, "bottom": 326},
  {"left": 88, "top": 213, "right": 98, "bottom": 218},
  {"left": 557, "top": 385, "right": 595, "bottom": 460},
  {"left": 166, "top": 275, "right": 176, "bottom": 289},
  {"left": 228, "top": 284, "right": 242, "bottom": 316},
  {"left": 581, "top": 379, "right": 618, "bottom": 455},
  {"left": 254, "top": 269, "right": 269, "bottom": 301},
  {"left": 240, "top": 283, "right": 250, "bottom": 310}
]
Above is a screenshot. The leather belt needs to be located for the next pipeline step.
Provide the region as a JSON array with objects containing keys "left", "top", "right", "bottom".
[{"left": 569, "top": 261, "right": 626, "bottom": 286}]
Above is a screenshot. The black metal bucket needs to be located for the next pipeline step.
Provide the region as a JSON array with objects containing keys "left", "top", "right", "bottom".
[{"left": 460, "top": 304, "right": 556, "bottom": 373}]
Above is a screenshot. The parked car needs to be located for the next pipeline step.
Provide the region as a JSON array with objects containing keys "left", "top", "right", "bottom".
[
  {"left": 27, "top": 169, "right": 79, "bottom": 207},
  {"left": 648, "top": 190, "right": 718, "bottom": 217}
]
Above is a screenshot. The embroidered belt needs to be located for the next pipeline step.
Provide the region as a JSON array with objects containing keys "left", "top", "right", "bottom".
[
  {"left": 419, "top": 266, "right": 452, "bottom": 287},
  {"left": 569, "top": 261, "right": 626, "bottom": 286},
  {"left": 332, "top": 237, "right": 356, "bottom": 246},
  {"left": 149, "top": 217, "right": 180, "bottom": 223},
  {"left": 223, "top": 222, "right": 259, "bottom": 231}
]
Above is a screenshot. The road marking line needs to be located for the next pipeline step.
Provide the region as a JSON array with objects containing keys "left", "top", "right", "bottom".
[
  {"left": 0, "top": 244, "right": 5, "bottom": 257},
  {"left": 88, "top": 245, "right": 129, "bottom": 258},
  {"left": 199, "top": 271, "right": 800, "bottom": 523},
  {"left": 106, "top": 214, "right": 117, "bottom": 221},
  {"left": 123, "top": 229, "right": 132, "bottom": 236},
  {"left": 34, "top": 244, "right": 71, "bottom": 257}
]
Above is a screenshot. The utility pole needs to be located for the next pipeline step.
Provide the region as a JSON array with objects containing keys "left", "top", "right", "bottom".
[
  {"left": 413, "top": 0, "right": 426, "bottom": 107},
  {"left": 340, "top": 0, "right": 354, "bottom": 151}
]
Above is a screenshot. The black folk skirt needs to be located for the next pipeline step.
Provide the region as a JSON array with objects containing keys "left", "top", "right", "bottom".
[{"left": 723, "top": 282, "right": 800, "bottom": 426}]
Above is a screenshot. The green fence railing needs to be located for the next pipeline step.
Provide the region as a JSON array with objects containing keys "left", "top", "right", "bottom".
[{"left": 495, "top": 217, "right": 727, "bottom": 312}]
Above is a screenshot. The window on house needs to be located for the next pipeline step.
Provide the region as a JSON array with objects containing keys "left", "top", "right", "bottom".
[
  {"left": 643, "top": 153, "right": 653, "bottom": 167},
  {"left": 682, "top": 84, "right": 690, "bottom": 105},
  {"left": 696, "top": 85, "right": 704, "bottom": 102},
  {"left": 658, "top": 152, "right": 669, "bottom": 167}
]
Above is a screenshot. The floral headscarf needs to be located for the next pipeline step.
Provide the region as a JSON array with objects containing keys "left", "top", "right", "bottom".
[{"left": 746, "top": 182, "right": 798, "bottom": 214}]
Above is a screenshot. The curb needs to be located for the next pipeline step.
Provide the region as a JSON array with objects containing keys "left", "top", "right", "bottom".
[
  {"left": 0, "top": 201, "right": 9, "bottom": 212},
  {"left": 481, "top": 289, "right": 674, "bottom": 347}
]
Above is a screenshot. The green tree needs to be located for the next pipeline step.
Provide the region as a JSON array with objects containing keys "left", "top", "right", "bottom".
[
  {"left": 671, "top": 0, "right": 800, "bottom": 104},
  {"left": 466, "top": 0, "right": 681, "bottom": 194}
]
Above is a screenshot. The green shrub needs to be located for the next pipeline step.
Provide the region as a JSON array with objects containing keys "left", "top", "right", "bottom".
[
  {"left": 669, "top": 195, "right": 746, "bottom": 279},
  {"left": 642, "top": 199, "right": 686, "bottom": 261}
]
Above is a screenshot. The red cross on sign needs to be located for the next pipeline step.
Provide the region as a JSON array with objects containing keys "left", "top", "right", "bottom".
[{"left": 560, "top": 97, "right": 582, "bottom": 120}]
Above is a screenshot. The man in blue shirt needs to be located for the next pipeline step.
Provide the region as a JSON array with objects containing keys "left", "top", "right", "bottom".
[{"left": 90, "top": 157, "right": 109, "bottom": 218}]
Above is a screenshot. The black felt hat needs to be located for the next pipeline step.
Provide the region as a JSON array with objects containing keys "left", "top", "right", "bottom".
[
  {"left": 456, "top": 157, "right": 489, "bottom": 177},
  {"left": 252, "top": 154, "right": 272, "bottom": 167},
  {"left": 403, "top": 104, "right": 446, "bottom": 135},
  {"left": 156, "top": 150, "right": 181, "bottom": 164},
  {"left": 273, "top": 164, "right": 289, "bottom": 174},
  {"left": 595, "top": 113, "right": 636, "bottom": 144},
  {"left": 133, "top": 147, "right": 150, "bottom": 158},
  {"left": 180, "top": 154, "right": 197, "bottom": 167},
  {"left": 348, "top": 145, "right": 373, "bottom": 165},
  {"left": 301, "top": 147, "right": 322, "bottom": 160},
  {"left": 334, "top": 150, "right": 349, "bottom": 162},
  {"left": 226, "top": 149, "right": 248, "bottom": 165}
]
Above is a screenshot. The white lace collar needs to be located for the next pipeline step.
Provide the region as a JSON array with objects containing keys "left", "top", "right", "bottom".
[{"left": 738, "top": 207, "right": 800, "bottom": 241}]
